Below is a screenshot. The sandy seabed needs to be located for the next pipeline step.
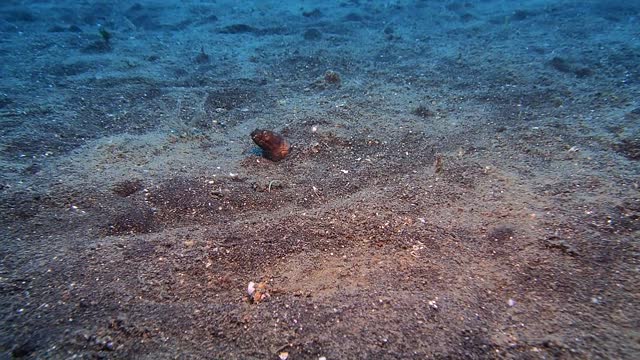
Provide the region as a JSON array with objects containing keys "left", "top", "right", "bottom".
[{"left": 1, "top": 1, "right": 639, "bottom": 359}]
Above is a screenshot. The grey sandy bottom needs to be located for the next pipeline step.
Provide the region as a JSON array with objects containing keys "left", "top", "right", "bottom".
[{"left": 1, "top": 0, "right": 639, "bottom": 359}]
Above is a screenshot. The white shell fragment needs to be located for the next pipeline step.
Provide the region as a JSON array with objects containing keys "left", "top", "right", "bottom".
[{"left": 247, "top": 281, "right": 256, "bottom": 296}]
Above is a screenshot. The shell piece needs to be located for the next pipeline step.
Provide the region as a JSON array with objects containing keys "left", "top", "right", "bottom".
[{"left": 251, "top": 129, "right": 291, "bottom": 161}]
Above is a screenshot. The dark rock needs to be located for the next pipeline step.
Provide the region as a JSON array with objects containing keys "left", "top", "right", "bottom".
[
  {"left": 549, "top": 57, "right": 593, "bottom": 78},
  {"left": 112, "top": 179, "right": 144, "bottom": 197},
  {"left": 82, "top": 41, "right": 111, "bottom": 54},
  {"left": 2, "top": 191, "right": 43, "bottom": 220},
  {"left": 219, "top": 24, "right": 257, "bottom": 34},
  {"left": 511, "top": 9, "right": 533, "bottom": 21},
  {"left": 128, "top": 3, "right": 143, "bottom": 12},
  {"left": 460, "top": 13, "right": 475, "bottom": 22},
  {"left": 446, "top": 2, "right": 474, "bottom": 11},
  {"left": 412, "top": 105, "right": 435, "bottom": 118},
  {"left": 195, "top": 47, "right": 210, "bottom": 64},
  {"left": 344, "top": 13, "right": 363, "bottom": 21},
  {"left": 202, "top": 14, "right": 218, "bottom": 22},
  {"left": 48, "top": 25, "right": 66, "bottom": 32},
  {"left": 545, "top": 236, "right": 578, "bottom": 256},
  {"left": 22, "top": 163, "right": 41, "bottom": 175},
  {"left": 106, "top": 206, "right": 155, "bottom": 235},
  {"left": 0, "top": 95, "right": 12, "bottom": 108},
  {"left": 48, "top": 62, "right": 93, "bottom": 77},
  {"left": 624, "top": 107, "right": 640, "bottom": 121},
  {"left": 613, "top": 138, "right": 640, "bottom": 160},
  {"left": 487, "top": 226, "right": 515, "bottom": 242},
  {"left": 324, "top": 70, "right": 341, "bottom": 84},
  {"left": 549, "top": 57, "right": 572, "bottom": 73},
  {"left": 4, "top": 10, "right": 36, "bottom": 22},
  {"left": 303, "top": 9, "right": 322, "bottom": 18},
  {"left": 303, "top": 28, "right": 322, "bottom": 40},
  {"left": 11, "top": 339, "right": 37, "bottom": 358},
  {"left": 574, "top": 67, "right": 593, "bottom": 78}
]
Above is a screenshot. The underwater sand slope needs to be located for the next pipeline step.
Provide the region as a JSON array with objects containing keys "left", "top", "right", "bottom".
[{"left": 1, "top": 0, "right": 639, "bottom": 358}]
